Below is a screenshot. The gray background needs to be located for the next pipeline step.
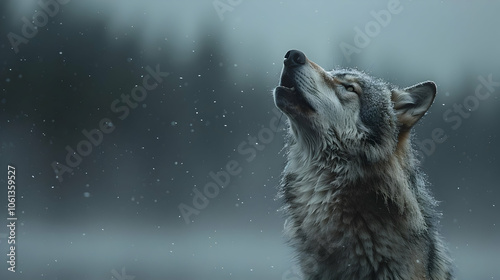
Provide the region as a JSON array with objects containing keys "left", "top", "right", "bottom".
[{"left": 0, "top": 1, "right": 499, "bottom": 279}]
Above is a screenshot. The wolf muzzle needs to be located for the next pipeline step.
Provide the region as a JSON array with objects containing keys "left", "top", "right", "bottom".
[{"left": 274, "top": 50, "right": 315, "bottom": 116}]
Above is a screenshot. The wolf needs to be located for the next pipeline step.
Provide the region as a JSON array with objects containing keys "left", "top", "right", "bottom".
[{"left": 273, "top": 50, "right": 453, "bottom": 280}]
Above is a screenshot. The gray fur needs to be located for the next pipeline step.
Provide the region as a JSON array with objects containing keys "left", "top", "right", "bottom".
[{"left": 274, "top": 50, "right": 453, "bottom": 279}]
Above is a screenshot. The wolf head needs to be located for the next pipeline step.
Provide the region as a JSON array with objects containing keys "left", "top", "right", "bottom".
[{"left": 274, "top": 50, "right": 436, "bottom": 163}]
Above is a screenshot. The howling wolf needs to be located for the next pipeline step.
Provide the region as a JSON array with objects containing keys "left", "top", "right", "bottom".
[{"left": 274, "top": 50, "right": 453, "bottom": 279}]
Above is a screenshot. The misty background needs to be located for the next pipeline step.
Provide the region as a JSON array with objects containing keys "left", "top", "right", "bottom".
[{"left": 0, "top": 1, "right": 499, "bottom": 279}]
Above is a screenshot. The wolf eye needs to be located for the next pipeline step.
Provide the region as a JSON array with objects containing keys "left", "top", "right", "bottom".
[{"left": 344, "top": 85, "right": 356, "bottom": 93}]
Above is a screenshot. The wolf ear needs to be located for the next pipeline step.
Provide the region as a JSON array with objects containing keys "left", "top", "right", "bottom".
[{"left": 392, "top": 81, "right": 436, "bottom": 129}]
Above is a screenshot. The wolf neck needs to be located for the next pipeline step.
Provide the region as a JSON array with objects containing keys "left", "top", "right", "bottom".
[{"left": 284, "top": 139, "right": 426, "bottom": 234}]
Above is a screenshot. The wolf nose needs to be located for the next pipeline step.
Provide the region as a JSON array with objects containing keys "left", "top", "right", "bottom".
[{"left": 284, "top": 50, "right": 306, "bottom": 68}]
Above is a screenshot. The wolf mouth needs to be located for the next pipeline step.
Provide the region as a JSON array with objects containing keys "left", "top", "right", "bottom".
[{"left": 275, "top": 72, "right": 315, "bottom": 114}]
